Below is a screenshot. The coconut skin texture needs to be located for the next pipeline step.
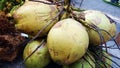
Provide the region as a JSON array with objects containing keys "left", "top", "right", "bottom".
[
  {"left": 23, "top": 40, "right": 50, "bottom": 68},
  {"left": 47, "top": 18, "right": 89, "bottom": 65},
  {"left": 80, "top": 10, "right": 116, "bottom": 46},
  {"left": 13, "top": 1, "right": 58, "bottom": 37}
]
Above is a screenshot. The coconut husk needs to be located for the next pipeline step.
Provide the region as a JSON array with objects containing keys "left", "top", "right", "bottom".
[{"left": 0, "top": 11, "right": 25, "bottom": 61}]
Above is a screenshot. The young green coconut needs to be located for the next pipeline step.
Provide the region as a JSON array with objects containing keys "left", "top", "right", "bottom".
[
  {"left": 72, "top": 10, "right": 116, "bottom": 46},
  {"left": 23, "top": 40, "right": 50, "bottom": 68},
  {"left": 47, "top": 18, "right": 89, "bottom": 65},
  {"left": 13, "top": 0, "right": 58, "bottom": 37}
]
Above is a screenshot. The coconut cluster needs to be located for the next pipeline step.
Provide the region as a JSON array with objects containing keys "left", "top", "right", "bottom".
[{"left": 0, "top": 0, "right": 117, "bottom": 68}]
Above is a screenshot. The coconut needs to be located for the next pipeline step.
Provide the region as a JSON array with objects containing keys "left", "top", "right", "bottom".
[
  {"left": 13, "top": 1, "right": 58, "bottom": 37},
  {"left": 47, "top": 18, "right": 89, "bottom": 65},
  {"left": 23, "top": 40, "right": 50, "bottom": 68},
  {"left": 74, "top": 10, "right": 116, "bottom": 46}
]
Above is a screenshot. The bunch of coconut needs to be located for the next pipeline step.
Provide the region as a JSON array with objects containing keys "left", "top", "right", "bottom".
[{"left": 11, "top": 0, "right": 118, "bottom": 68}]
